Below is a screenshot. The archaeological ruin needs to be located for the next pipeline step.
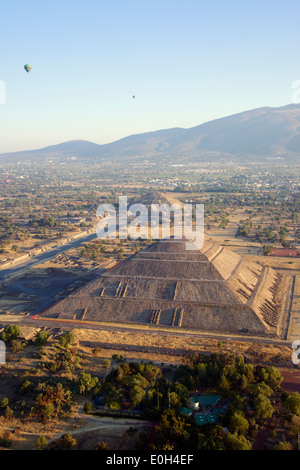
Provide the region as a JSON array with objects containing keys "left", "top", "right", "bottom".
[{"left": 38, "top": 238, "right": 292, "bottom": 338}]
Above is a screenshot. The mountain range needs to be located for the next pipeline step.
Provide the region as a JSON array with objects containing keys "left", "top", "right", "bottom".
[{"left": 1, "top": 103, "right": 300, "bottom": 163}]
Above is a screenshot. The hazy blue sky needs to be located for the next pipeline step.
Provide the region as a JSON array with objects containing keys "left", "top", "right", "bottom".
[{"left": 1, "top": 0, "right": 300, "bottom": 152}]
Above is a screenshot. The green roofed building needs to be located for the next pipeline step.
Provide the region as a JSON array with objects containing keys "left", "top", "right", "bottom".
[
  {"left": 188, "top": 395, "right": 221, "bottom": 410},
  {"left": 194, "top": 414, "right": 215, "bottom": 425},
  {"left": 179, "top": 395, "right": 226, "bottom": 427},
  {"left": 178, "top": 407, "right": 193, "bottom": 417},
  {"left": 194, "top": 408, "right": 226, "bottom": 426}
]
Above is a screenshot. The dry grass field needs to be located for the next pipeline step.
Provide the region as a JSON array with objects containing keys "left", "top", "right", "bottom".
[{"left": 71, "top": 326, "right": 293, "bottom": 367}]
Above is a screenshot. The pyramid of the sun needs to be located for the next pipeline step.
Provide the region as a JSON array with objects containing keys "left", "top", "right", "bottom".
[{"left": 40, "top": 239, "right": 289, "bottom": 337}]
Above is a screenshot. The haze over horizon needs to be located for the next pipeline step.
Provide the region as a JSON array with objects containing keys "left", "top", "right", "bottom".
[
  {"left": 1, "top": 0, "right": 300, "bottom": 153},
  {"left": 1, "top": 103, "right": 299, "bottom": 163}
]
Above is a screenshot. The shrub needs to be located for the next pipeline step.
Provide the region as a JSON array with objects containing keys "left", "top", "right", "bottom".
[
  {"left": 0, "top": 436, "right": 12, "bottom": 448},
  {"left": 83, "top": 401, "right": 93, "bottom": 413},
  {"left": 36, "top": 435, "right": 48, "bottom": 450},
  {"left": 10, "top": 340, "right": 25, "bottom": 353},
  {"left": 58, "top": 332, "right": 75, "bottom": 348},
  {"left": 0, "top": 325, "right": 20, "bottom": 343},
  {"left": 35, "top": 331, "right": 49, "bottom": 346},
  {"left": 0, "top": 398, "right": 9, "bottom": 409},
  {"left": 60, "top": 433, "right": 77, "bottom": 450},
  {"left": 96, "top": 441, "right": 109, "bottom": 450}
]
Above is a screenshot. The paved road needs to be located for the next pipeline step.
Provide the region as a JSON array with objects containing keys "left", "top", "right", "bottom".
[
  {"left": 19, "top": 315, "right": 291, "bottom": 349},
  {"left": 0, "top": 232, "right": 98, "bottom": 281}
]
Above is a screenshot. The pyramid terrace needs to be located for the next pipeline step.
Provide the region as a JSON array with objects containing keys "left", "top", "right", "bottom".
[{"left": 38, "top": 237, "right": 292, "bottom": 339}]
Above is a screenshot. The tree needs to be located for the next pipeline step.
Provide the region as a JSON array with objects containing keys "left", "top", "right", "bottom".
[
  {"left": 102, "top": 359, "right": 111, "bottom": 369},
  {"left": 0, "top": 436, "right": 12, "bottom": 448},
  {"left": 195, "top": 363, "right": 207, "bottom": 383},
  {"left": 58, "top": 331, "right": 75, "bottom": 348},
  {"left": 106, "top": 400, "right": 122, "bottom": 410},
  {"left": 42, "top": 403, "right": 55, "bottom": 422},
  {"left": 83, "top": 401, "right": 93, "bottom": 414},
  {"left": 60, "top": 433, "right": 77, "bottom": 450},
  {"left": 130, "top": 385, "right": 146, "bottom": 408},
  {"left": 11, "top": 339, "right": 24, "bottom": 353},
  {"left": 20, "top": 379, "right": 33, "bottom": 394},
  {"left": 36, "top": 435, "right": 48, "bottom": 450},
  {"left": 35, "top": 331, "right": 49, "bottom": 346},
  {"left": 229, "top": 411, "right": 249, "bottom": 435},
  {"left": 4, "top": 407, "right": 13, "bottom": 419},
  {"left": 254, "top": 394, "right": 274, "bottom": 420},
  {"left": 273, "top": 441, "right": 293, "bottom": 450},
  {"left": 0, "top": 398, "right": 9, "bottom": 409},
  {"left": 129, "top": 373, "right": 149, "bottom": 389},
  {"left": 156, "top": 409, "right": 191, "bottom": 444},
  {"left": 96, "top": 441, "right": 109, "bottom": 450},
  {"left": 263, "top": 245, "right": 273, "bottom": 256},
  {"left": 168, "top": 392, "right": 181, "bottom": 408},
  {"left": 225, "top": 432, "right": 252, "bottom": 450},
  {"left": 173, "top": 383, "right": 189, "bottom": 401},
  {"left": 35, "top": 382, "right": 73, "bottom": 421},
  {"left": 247, "top": 382, "right": 273, "bottom": 398},
  {"left": 112, "top": 354, "right": 123, "bottom": 362},
  {"left": 0, "top": 325, "right": 20, "bottom": 343},
  {"left": 259, "top": 366, "right": 283, "bottom": 388},
  {"left": 219, "top": 373, "right": 231, "bottom": 394},
  {"left": 76, "top": 371, "right": 99, "bottom": 395},
  {"left": 284, "top": 392, "right": 300, "bottom": 416}
]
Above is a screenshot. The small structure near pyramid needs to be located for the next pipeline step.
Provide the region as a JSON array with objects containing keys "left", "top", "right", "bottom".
[{"left": 39, "top": 238, "right": 291, "bottom": 338}]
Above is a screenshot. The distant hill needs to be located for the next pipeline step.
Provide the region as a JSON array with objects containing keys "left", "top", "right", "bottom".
[
  {"left": 0, "top": 140, "right": 103, "bottom": 161},
  {"left": 1, "top": 103, "right": 300, "bottom": 163}
]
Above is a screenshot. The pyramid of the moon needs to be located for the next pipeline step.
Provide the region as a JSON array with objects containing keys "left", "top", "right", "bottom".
[
  {"left": 134, "top": 191, "right": 183, "bottom": 209},
  {"left": 39, "top": 239, "right": 290, "bottom": 337}
]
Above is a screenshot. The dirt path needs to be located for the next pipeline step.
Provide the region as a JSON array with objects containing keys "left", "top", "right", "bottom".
[
  {"left": 280, "top": 369, "right": 300, "bottom": 393},
  {"left": 252, "top": 419, "right": 270, "bottom": 450},
  {"left": 0, "top": 413, "right": 152, "bottom": 450}
]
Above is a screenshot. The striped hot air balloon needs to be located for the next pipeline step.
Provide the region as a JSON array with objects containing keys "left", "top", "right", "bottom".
[{"left": 24, "top": 64, "right": 32, "bottom": 73}]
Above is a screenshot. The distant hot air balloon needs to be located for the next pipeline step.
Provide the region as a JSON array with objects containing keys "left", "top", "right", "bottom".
[
  {"left": 24, "top": 64, "right": 31, "bottom": 73},
  {"left": 132, "top": 95, "right": 135, "bottom": 99}
]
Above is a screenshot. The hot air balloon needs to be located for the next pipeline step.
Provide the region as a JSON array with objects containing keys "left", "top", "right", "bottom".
[
  {"left": 24, "top": 64, "right": 31, "bottom": 73},
  {"left": 132, "top": 95, "right": 135, "bottom": 99}
]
